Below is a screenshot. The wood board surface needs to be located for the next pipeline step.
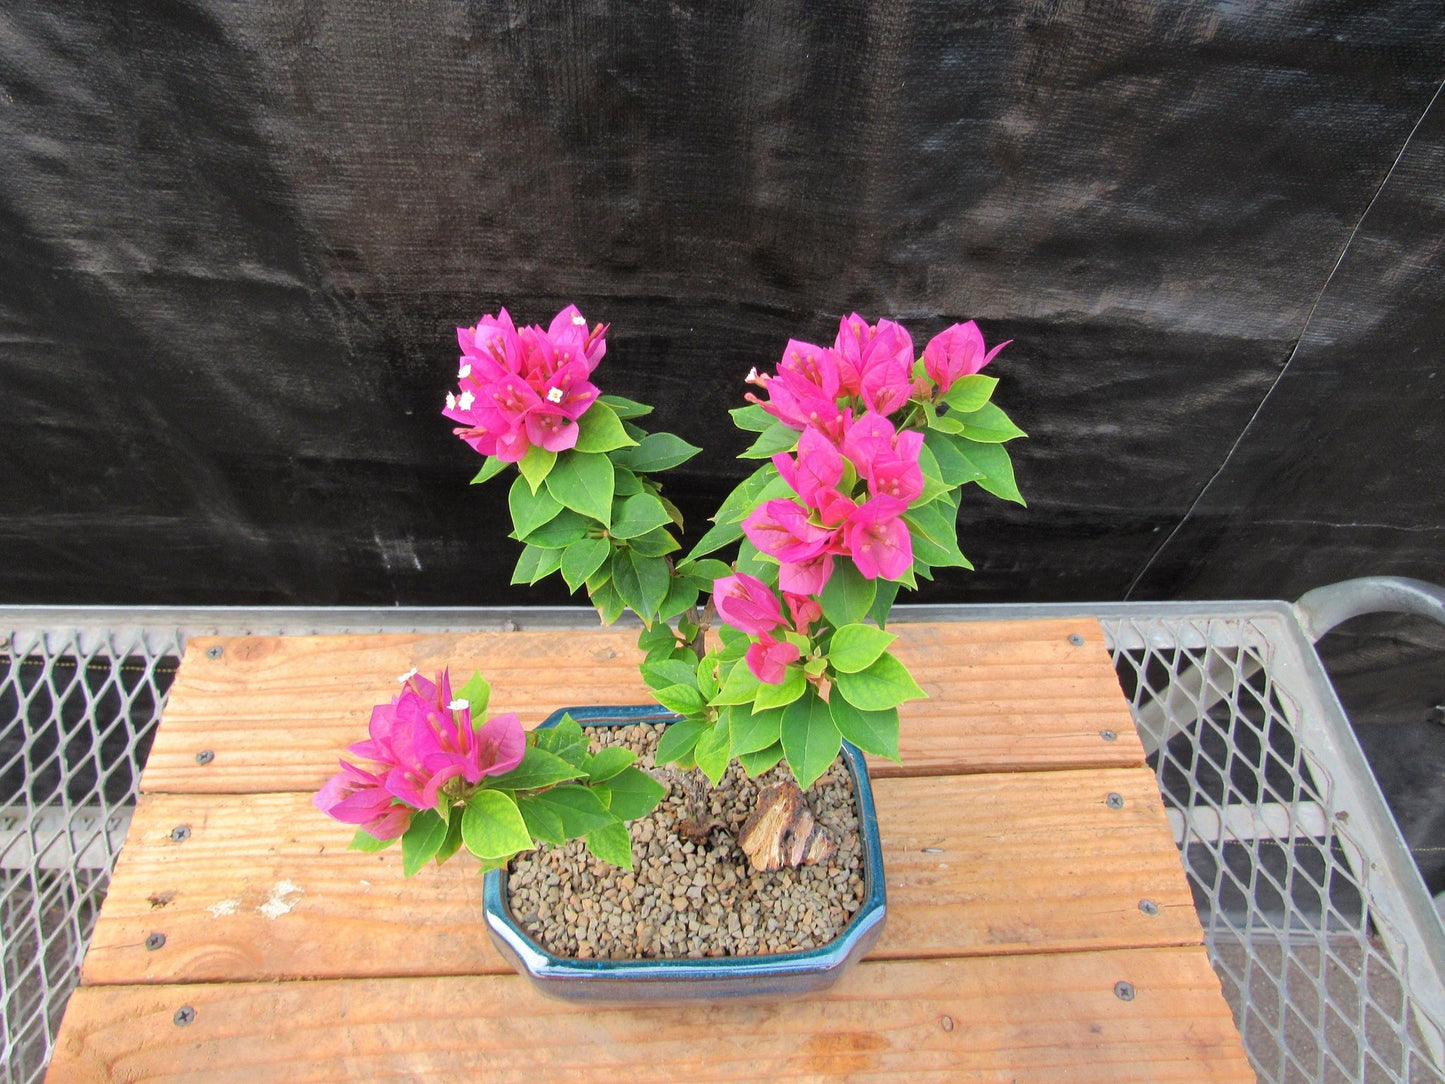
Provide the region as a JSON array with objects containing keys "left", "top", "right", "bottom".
[
  {"left": 139, "top": 619, "right": 1142, "bottom": 794},
  {"left": 50, "top": 949, "right": 1255, "bottom": 1083},
  {"left": 51, "top": 619, "right": 1255, "bottom": 1082},
  {"left": 82, "top": 769, "right": 1200, "bottom": 986}
]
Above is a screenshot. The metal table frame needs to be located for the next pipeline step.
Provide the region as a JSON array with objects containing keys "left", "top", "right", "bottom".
[{"left": 4, "top": 579, "right": 1444, "bottom": 1083}]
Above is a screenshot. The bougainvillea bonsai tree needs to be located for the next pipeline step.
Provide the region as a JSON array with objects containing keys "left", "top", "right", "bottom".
[{"left": 315, "top": 302, "right": 1023, "bottom": 875}]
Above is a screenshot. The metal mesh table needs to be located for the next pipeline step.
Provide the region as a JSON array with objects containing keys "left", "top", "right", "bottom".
[{"left": 4, "top": 587, "right": 1444, "bottom": 1084}]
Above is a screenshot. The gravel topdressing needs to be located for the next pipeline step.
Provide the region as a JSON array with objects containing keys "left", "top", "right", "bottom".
[{"left": 506, "top": 721, "right": 867, "bottom": 960}]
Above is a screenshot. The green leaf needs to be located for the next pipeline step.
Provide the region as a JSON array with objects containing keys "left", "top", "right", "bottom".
[
  {"left": 487, "top": 746, "right": 584, "bottom": 791},
  {"left": 470, "top": 456, "right": 509, "bottom": 486},
  {"left": 574, "top": 400, "right": 637, "bottom": 453},
  {"left": 517, "top": 797, "right": 565, "bottom": 845},
  {"left": 654, "top": 718, "right": 708, "bottom": 765},
  {"left": 954, "top": 402, "right": 1026, "bottom": 443},
  {"left": 734, "top": 538, "right": 775, "bottom": 581},
  {"left": 828, "top": 623, "right": 898, "bottom": 673},
  {"left": 546, "top": 451, "right": 615, "bottom": 526},
  {"left": 729, "top": 403, "right": 774, "bottom": 432},
  {"left": 626, "top": 527, "right": 681, "bottom": 557},
  {"left": 713, "top": 655, "right": 764, "bottom": 705},
  {"left": 961, "top": 440, "right": 1026, "bottom": 505},
  {"left": 598, "top": 394, "right": 653, "bottom": 419},
  {"left": 780, "top": 691, "right": 842, "bottom": 790},
  {"left": 613, "top": 467, "right": 643, "bottom": 496},
  {"left": 455, "top": 670, "right": 491, "bottom": 717},
  {"left": 685, "top": 518, "right": 745, "bottom": 562},
  {"left": 693, "top": 715, "right": 732, "bottom": 785},
  {"left": 610, "top": 493, "right": 673, "bottom": 539},
  {"left": 402, "top": 809, "right": 448, "bottom": 877},
  {"left": 590, "top": 577, "right": 626, "bottom": 625},
  {"left": 652, "top": 683, "right": 706, "bottom": 715},
  {"left": 657, "top": 576, "right": 699, "bottom": 622},
  {"left": 828, "top": 699, "right": 900, "bottom": 761},
  {"left": 561, "top": 537, "right": 612, "bottom": 592},
  {"left": 753, "top": 665, "right": 806, "bottom": 711},
  {"left": 518, "top": 445, "right": 556, "bottom": 493},
  {"left": 740, "top": 419, "right": 799, "bottom": 459},
  {"left": 819, "top": 560, "right": 876, "bottom": 628},
  {"left": 585, "top": 746, "right": 637, "bottom": 783},
  {"left": 940, "top": 374, "right": 998, "bottom": 413},
  {"left": 349, "top": 828, "right": 397, "bottom": 853},
  {"left": 904, "top": 504, "right": 972, "bottom": 569},
  {"left": 738, "top": 742, "right": 784, "bottom": 777},
  {"left": 641, "top": 658, "right": 699, "bottom": 691},
  {"left": 923, "top": 430, "right": 985, "bottom": 488},
  {"left": 517, "top": 784, "right": 615, "bottom": 837},
  {"left": 923, "top": 400, "right": 964, "bottom": 434},
  {"left": 712, "top": 463, "right": 779, "bottom": 524},
  {"left": 676, "top": 558, "right": 731, "bottom": 587},
  {"left": 518, "top": 508, "right": 590, "bottom": 549},
  {"left": 612, "top": 432, "right": 701, "bottom": 473},
  {"left": 622, "top": 551, "right": 670, "bottom": 620},
  {"left": 509, "top": 475, "right": 564, "bottom": 539},
  {"left": 914, "top": 442, "right": 951, "bottom": 506},
  {"left": 532, "top": 714, "right": 589, "bottom": 768},
  {"left": 596, "top": 766, "right": 668, "bottom": 820},
  {"left": 637, "top": 623, "right": 678, "bottom": 658},
  {"left": 833, "top": 651, "right": 927, "bottom": 711},
  {"left": 868, "top": 580, "right": 901, "bottom": 628},
  {"left": 434, "top": 808, "right": 466, "bottom": 864},
  {"left": 724, "top": 704, "right": 784, "bottom": 756},
  {"left": 512, "top": 544, "right": 565, "bottom": 585},
  {"left": 461, "top": 790, "right": 534, "bottom": 859},
  {"left": 584, "top": 819, "right": 634, "bottom": 869}
]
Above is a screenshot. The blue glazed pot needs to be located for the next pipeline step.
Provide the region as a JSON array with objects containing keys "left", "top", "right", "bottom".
[{"left": 483, "top": 705, "right": 887, "bottom": 1002}]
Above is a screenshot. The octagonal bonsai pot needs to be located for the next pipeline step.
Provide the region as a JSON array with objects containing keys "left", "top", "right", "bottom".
[{"left": 482, "top": 705, "right": 887, "bottom": 1002}]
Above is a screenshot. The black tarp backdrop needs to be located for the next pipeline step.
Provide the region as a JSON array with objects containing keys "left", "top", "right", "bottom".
[{"left": 2, "top": 6, "right": 1443, "bottom": 866}]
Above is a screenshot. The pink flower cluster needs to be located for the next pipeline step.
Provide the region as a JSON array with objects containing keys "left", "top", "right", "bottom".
[
  {"left": 739, "top": 315, "right": 1008, "bottom": 595},
  {"left": 713, "top": 573, "right": 822, "bottom": 684},
  {"left": 443, "top": 305, "right": 607, "bottom": 462},
  {"left": 313, "top": 670, "right": 525, "bottom": 840}
]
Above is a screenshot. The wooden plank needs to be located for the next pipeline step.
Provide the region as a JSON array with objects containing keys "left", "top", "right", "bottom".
[
  {"left": 49, "top": 949, "right": 1255, "bottom": 1083},
  {"left": 82, "top": 768, "right": 1198, "bottom": 985},
  {"left": 140, "top": 620, "right": 1142, "bottom": 794}
]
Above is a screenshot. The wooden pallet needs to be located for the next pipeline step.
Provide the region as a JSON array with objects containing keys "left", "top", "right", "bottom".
[{"left": 49, "top": 619, "right": 1255, "bottom": 1082}]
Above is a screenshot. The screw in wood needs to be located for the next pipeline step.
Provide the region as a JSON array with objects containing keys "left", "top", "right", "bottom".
[
  {"left": 145, "top": 932, "right": 167, "bottom": 951},
  {"left": 1138, "top": 899, "right": 1159, "bottom": 916},
  {"left": 1105, "top": 792, "right": 1124, "bottom": 809},
  {"left": 173, "top": 1006, "right": 195, "bottom": 1027},
  {"left": 1068, "top": 633, "right": 1085, "bottom": 646},
  {"left": 169, "top": 825, "right": 191, "bottom": 842},
  {"left": 195, "top": 750, "right": 215, "bottom": 765},
  {"left": 1114, "top": 981, "right": 1135, "bottom": 1001},
  {"left": 1100, "top": 729, "right": 1117, "bottom": 742},
  {"left": 939, "top": 1015, "right": 954, "bottom": 1032},
  {"left": 206, "top": 645, "right": 224, "bottom": 660}
]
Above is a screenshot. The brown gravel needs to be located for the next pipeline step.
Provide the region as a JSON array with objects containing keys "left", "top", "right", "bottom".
[{"left": 506, "top": 722, "right": 866, "bottom": 960}]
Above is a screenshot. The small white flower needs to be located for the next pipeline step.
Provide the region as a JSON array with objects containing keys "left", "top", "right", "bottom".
[
  {"left": 397, "top": 668, "right": 418, "bottom": 683},
  {"left": 445, "top": 392, "right": 456, "bottom": 410},
  {"left": 546, "top": 387, "right": 564, "bottom": 404},
  {"left": 446, "top": 698, "right": 470, "bottom": 711},
  {"left": 458, "top": 363, "right": 472, "bottom": 379},
  {"left": 571, "top": 314, "right": 587, "bottom": 326},
  {"left": 458, "top": 390, "right": 475, "bottom": 410},
  {"left": 746, "top": 366, "right": 760, "bottom": 382}
]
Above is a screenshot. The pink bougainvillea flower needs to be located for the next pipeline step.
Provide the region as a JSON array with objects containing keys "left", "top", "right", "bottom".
[
  {"left": 313, "top": 760, "right": 413, "bottom": 840},
  {"left": 844, "top": 495, "right": 914, "bottom": 581},
  {"left": 922, "top": 321, "right": 1011, "bottom": 394},
  {"left": 840, "top": 412, "right": 924, "bottom": 503},
  {"left": 778, "top": 551, "right": 836, "bottom": 595},
  {"left": 713, "top": 573, "right": 786, "bottom": 635},
  {"left": 745, "top": 632, "right": 802, "bottom": 685},
  {"left": 773, "top": 426, "right": 845, "bottom": 507},
  {"left": 746, "top": 338, "right": 847, "bottom": 434},
  {"left": 742, "top": 500, "right": 834, "bottom": 563},
  {"left": 784, "top": 593, "right": 823, "bottom": 635},
  {"left": 445, "top": 305, "right": 604, "bottom": 462},
  {"left": 417, "top": 709, "right": 526, "bottom": 807},
  {"left": 833, "top": 315, "right": 914, "bottom": 405}
]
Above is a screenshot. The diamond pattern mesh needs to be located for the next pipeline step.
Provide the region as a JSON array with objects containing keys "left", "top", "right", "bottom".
[
  {"left": 1104, "top": 616, "right": 1445, "bottom": 1084},
  {"left": 0, "top": 626, "right": 179, "bottom": 1084}
]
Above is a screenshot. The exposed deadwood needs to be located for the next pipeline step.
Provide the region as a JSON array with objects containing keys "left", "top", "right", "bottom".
[{"left": 737, "top": 780, "right": 837, "bottom": 872}]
